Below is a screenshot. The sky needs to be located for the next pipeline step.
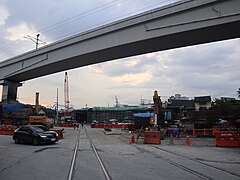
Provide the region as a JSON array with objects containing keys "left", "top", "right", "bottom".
[{"left": 0, "top": 0, "right": 240, "bottom": 109}]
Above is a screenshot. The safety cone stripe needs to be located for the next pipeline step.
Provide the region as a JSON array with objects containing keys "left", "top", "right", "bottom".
[
  {"left": 130, "top": 131, "right": 135, "bottom": 144},
  {"left": 186, "top": 135, "right": 191, "bottom": 146}
]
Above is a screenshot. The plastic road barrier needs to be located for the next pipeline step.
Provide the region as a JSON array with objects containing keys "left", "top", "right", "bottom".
[
  {"left": 0, "top": 126, "right": 17, "bottom": 135},
  {"left": 91, "top": 124, "right": 129, "bottom": 129},
  {"left": 215, "top": 131, "right": 239, "bottom": 147},
  {"left": 144, "top": 131, "right": 161, "bottom": 144}
]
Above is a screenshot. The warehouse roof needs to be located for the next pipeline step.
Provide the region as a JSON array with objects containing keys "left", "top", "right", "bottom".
[{"left": 80, "top": 106, "right": 151, "bottom": 111}]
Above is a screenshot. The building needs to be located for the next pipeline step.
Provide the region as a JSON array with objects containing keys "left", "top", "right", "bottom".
[
  {"left": 194, "top": 96, "right": 212, "bottom": 111},
  {"left": 166, "top": 98, "right": 195, "bottom": 121},
  {"left": 73, "top": 106, "right": 153, "bottom": 124},
  {"left": 169, "top": 94, "right": 190, "bottom": 100}
]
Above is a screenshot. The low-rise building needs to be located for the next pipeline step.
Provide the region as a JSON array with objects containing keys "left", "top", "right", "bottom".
[{"left": 194, "top": 96, "right": 211, "bottom": 111}]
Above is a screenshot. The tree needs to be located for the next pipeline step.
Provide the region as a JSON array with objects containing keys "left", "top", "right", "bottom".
[{"left": 237, "top": 88, "right": 240, "bottom": 98}]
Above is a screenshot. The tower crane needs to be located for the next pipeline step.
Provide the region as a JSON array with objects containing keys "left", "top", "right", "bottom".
[{"left": 64, "top": 72, "right": 70, "bottom": 116}]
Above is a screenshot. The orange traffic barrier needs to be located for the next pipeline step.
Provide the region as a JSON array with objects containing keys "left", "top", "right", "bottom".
[
  {"left": 0, "top": 126, "right": 17, "bottom": 135},
  {"left": 59, "top": 124, "right": 74, "bottom": 127},
  {"left": 130, "top": 131, "right": 135, "bottom": 144},
  {"left": 91, "top": 124, "right": 129, "bottom": 129},
  {"left": 212, "top": 128, "right": 215, "bottom": 136},
  {"left": 186, "top": 134, "right": 191, "bottom": 146},
  {"left": 215, "top": 131, "right": 239, "bottom": 147},
  {"left": 212, "top": 126, "right": 220, "bottom": 136},
  {"left": 192, "top": 127, "right": 196, "bottom": 136},
  {"left": 144, "top": 131, "right": 161, "bottom": 144},
  {"left": 203, "top": 128, "right": 207, "bottom": 136}
]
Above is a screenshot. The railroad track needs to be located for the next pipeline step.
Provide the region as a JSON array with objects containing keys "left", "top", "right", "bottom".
[
  {"left": 152, "top": 146, "right": 240, "bottom": 178},
  {"left": 66, "top": 128, "right": 239, "bottom": 180},
  {"left": 133, "top": 144, "right": 240, "bottom": 180},
  {"left": 67, "top": 127, "right": 111, "bottom": 180}
]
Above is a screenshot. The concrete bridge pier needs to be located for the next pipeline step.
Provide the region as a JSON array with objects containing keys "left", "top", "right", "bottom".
[{"left": 0, "top": 80, "right": 22, "bottom": 103}]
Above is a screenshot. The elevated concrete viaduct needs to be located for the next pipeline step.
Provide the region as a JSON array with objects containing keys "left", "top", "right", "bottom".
[{"left": 0, "top": 0, "right": 240, "bottom": 102}]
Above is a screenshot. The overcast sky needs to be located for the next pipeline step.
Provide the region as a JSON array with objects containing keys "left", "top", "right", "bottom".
[{"left": 0, "top": 0, "right": 240, "bottom": 109}]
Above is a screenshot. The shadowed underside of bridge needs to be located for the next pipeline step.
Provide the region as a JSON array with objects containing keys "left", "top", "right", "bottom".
[{"left": 0, "top": 0, "right": 240, "bottom": 102}]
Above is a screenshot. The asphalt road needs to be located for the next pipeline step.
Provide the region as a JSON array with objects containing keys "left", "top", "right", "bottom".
[{"left": 0, "top": 125, "right": 239, "bottom": 180}]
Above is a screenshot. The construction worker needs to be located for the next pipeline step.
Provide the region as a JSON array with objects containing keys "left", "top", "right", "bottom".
[{"left": 81, "top": 122, "right": 84, "bottom": 129}]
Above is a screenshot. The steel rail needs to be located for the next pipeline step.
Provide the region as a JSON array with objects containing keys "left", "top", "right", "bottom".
[
  {"left": 67, "top": 129, "right": 80, "bottom": 180},
  {"left": 133, "top": 145, "right": 213, "bottom": 180},
  {"left": 85, "top": 128, "right": 112, "bottom": 180},
  {"left": 153, "top": 146, "right": 240, "bottom": 178}
]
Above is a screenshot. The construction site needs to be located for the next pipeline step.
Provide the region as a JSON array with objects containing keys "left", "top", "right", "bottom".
[
  {"left": 0, "top": 72, "right": 239, "bottom": 179},
  {"left": 1, "top": 78, "right": 240, "bottom": 147}
]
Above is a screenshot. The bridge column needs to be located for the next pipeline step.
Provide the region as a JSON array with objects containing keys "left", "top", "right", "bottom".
[{"left": 0, "top": 80, "right": 22, "bottom": 103}]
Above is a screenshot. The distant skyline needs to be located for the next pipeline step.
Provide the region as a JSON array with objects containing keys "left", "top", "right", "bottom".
[{"left": 0, "top": 0, "right": 240, "bottom": 109}]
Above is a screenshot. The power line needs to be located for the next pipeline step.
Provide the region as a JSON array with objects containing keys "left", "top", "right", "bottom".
[
  {"left": 37, "top": 0, "right": 119, "bottom": 34},
  {"left": 23, "top": 34, "right": 46, "bottom": 49},
  {"left": 0, "top": 0, "right": 119, "bottom": 53},
  {"left": 0, "top": 0, "right": 177, "bottom": 58}
]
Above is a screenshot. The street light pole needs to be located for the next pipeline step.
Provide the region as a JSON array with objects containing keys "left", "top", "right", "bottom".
[{"left": 36, "top": 34, "right": 40, "bottom": 49}]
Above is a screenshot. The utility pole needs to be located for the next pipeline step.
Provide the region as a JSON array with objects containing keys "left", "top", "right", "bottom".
[
  {"left": 23, "top": 33, "right": 46, "bottom": 49},
  {"left": 115, "top": 95, "right": 119, "bottom": 107},
  {"left": 56, "top": 88, "right": 59, "bottom": 124}
]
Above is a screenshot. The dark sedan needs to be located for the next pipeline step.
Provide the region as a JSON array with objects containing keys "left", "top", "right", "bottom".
[{"left": 13, "top": 125, "right": 58, "bottom": 145}]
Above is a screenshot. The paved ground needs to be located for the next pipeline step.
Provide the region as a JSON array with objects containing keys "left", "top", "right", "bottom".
[
  {"left": 0, "top": 125, "right": 239, "bottom": 180},
  {"left": 107, "top": 128, "right": 216, "bottom": 146}
]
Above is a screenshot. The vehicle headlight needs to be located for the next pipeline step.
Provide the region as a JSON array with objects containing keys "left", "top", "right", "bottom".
[{"left": 40, "top": 135, "right": 47, "bottom": 138}]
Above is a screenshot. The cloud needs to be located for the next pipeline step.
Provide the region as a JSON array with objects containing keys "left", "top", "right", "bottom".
[
  {"left": 0, "top": 4, "right": 9, "bottom": 26},
  {"left": 6, "top": 22, "right": 37, "bottom": 41},
  {"left": 0, "top": 0, "right": 240, "bottom": 108},
  {"left": 111, "top": 72, "right": 152, "bottom": 84}
]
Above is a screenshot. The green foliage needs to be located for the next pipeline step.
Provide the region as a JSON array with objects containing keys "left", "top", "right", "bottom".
[
  {"left": 237, "top": 88, "right": 240, "bottom": 98},
  {"left": 213, "top": 98, "right": 240, "bottom": 109}
]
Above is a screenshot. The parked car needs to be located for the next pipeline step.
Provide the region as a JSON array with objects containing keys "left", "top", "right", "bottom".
[
  {"left": 119, "top": 120, "right": 133, "bottom": 125},
  {"left": 13, "top": 125, "right": 58, "bottom": 145},
  {"left": 109, "top": 119, "right": 119, "bottom": 124}
]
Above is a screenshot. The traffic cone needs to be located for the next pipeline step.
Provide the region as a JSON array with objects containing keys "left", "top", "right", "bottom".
[
  {"left": 186, "top": 134, "right": 191, "bottom": 146},
  {"left": 192, "top": 127, "right": 196, "bottom": 136},
  {"left": 212, "top": 128, "right": 215, "bottom": 136},
  {"left": 184, "top": 127, "right": 187, "bottom": 135},
  {"left": 130, "top": 131, "right": 135, "bottom": 144},
  {"left": 203, "top": 128, "right": 207, "bottom": 136}
]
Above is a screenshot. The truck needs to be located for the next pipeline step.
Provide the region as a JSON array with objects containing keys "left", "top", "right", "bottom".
[{"left": 28, "top": 115, "right": 53, "bottom": 128}]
